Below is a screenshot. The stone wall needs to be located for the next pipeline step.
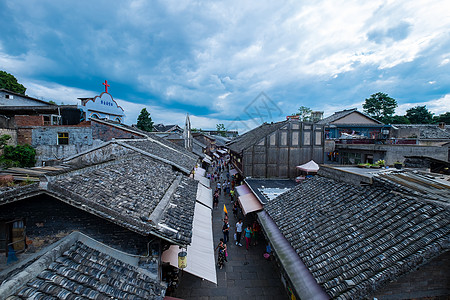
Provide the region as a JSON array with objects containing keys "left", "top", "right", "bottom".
[
  {"left": 0, "top": 194, "right": 150, "bottom": 255},
  {"left": 0, "top": 129, "right": 17, "bottom": 146},
  {"left": 371, "top": 251, "right": 450, "bottom": 299}
]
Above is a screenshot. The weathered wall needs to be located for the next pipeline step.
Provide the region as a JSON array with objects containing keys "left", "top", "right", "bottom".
[
  {"left": 63, "top": 142, "right": 131, "bottom": 167},
  {"left": 91, "top": 122, "right": 144, "bottom": 141},
  {"left": 371, "top": 251, "right": 450, "bottom": 299},
  {"left": 318, "top": 165, "right": 372, "bottom": 185},
  {"left": 0, "top": 129, "right": 17, "bottom": 146},
  {"left": 243, "top": 122, "right": 324, "bottom": 178},
  {"left": 0, "top": 91, "right": 49, "bottom": 107},
  {"left": 0, "top": 194, "right": 150, "bottom": 255},
  {"left": 32, "top": 126, "right": 93, "bottom": 147},
  {"left": 336, "top": 144, "right": 449, "bottom": 164},
  {"left": 15, "top": 115, "right": 44, "bottom": 127}
]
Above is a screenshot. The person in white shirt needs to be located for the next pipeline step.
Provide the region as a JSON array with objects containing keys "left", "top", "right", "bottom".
[{"left": 235, "top": 219, "right": 243, "bottom": 246}]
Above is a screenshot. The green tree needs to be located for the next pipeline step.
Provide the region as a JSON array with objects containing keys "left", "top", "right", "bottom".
[
  {"left": 390, "top": 115, "right": 411, "bottom": 124},
  {"left": 293, "top": 106, "right": 312, "bottom": 121},
  {"left": 136, "top": 108, "right": 154, "bottom": 132},
  {"left": 433, "top": 112, "right": 450, "bottom": 124},
  {"left": 216, "top": 123, "right": 227, "bottom": 137},
  {"left": 405, "top": 105, "right": 434, "bottom": 124},
  {"left": 362, "top": 92, "right": 397, "bottom": 123},
  {"left": 0, "top": 134, "right": 11, "bottom": 150},
  {"left": 0, "top": 70, "right": 26, "bottom": 94},
  {"left": 1, "top": 144, "right": 36, "bottom": 168}
]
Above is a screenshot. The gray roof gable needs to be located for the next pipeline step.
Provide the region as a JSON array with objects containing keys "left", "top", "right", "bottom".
[
  {"left": 265, "top": 176, "right": 450, "bottom": 299},
  {"left": 317, "top": 108, "right": 383, "bottom": 125},
  {"left": 46, "top": 154, "right": 196, "bottom": 245},
  {"left": 227, "top": 121, "right": 287, "bottom": 153}
]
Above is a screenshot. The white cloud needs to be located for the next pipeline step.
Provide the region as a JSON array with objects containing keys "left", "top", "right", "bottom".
[{"left": 396, "top": 94, "right": 450, "bottom": 115}]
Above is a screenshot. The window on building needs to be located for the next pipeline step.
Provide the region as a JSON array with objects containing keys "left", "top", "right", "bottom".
[
  {"left": 57, "top": 132, "right": 69, "bottom": 145},
  {"left": 303, "top": 132, "right": 311, "bottom": 145},
  {"left": 43, "top": 115, "right": 61, "bottom": 125},
  {"left": 292, "top": 132, "right": 299, "bottom": 145},
  {"left": 315, "top": 132, "right": 322, "bottom": 145},
  {"left": 269, "top": 133, "right": 276, "bottom": 146},
  {"left": 5, "top": 94, "right": 13, "bottom": 99},
  {"left": 281, "top": 132, "right": 287, "bottom": 146}
]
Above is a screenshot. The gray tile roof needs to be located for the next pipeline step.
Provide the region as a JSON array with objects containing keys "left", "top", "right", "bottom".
[
  {"left": 227, "top": 121, "right": 287, "bottom": 153},
  {"left": 373, "top": 171, "right": 450, "bottom": 206},
  {"left": 0, "top": 183, "right": 40, "bottom": 206},
  {"left": 317, "top": 108, "right": 382, "bottom": 125},
  {"left": 264, "top": 176, "right": 450, "bottom": 299},
  {"left": 392, "top": 124, "right": 450, "bottom": 139},
  {"left": 1, "top": 233, "right": 165, "bottom": 300},
  {"left": 121, "top": 138, "right": 198, "bottom": 174},
  {"left": 46, "top": 154, "right": 196, "bottom": 245}
]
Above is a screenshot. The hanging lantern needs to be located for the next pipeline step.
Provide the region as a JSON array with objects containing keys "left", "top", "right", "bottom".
[{"left": 178, "top": 250, "right": 187, "bottom": 269}]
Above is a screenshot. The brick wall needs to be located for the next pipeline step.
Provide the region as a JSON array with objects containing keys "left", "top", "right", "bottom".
[
  {"left": 17, "top": 128, "right": 32, "bottom": 145},
  {"left": 371, "top": 251, "right": 450, "bottom": 299},
  {"left": 15, "top": 115, "right": 44, "bottom": 127},
  {"left": 0, "top": 194, "right": 150, "bottom": 255},
  {"left": 91, "top": 122, "right": 144, "bottom": 141}
]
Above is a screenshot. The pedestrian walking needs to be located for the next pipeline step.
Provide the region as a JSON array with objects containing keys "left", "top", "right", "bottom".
[
  {"left": 252, "top": 220, "right": 261, "bottom": 246},
  {"left": 232, "top": 201, "right": 238, "bottom": 218},
  {"left": 222, "top": 220, "right": 230, "bottom": 243},
  {"left": 235, "top": 219, "right": 243, "bottom": 246},
  {"left": 244, "top": 225, "right": 253, "bottom": 250},
  {"left": 215, "top": 238, "right": 227, "bottom": 269}
]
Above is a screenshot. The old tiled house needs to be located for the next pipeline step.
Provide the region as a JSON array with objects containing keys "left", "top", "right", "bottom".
[
  {"left": 227, "top": 119, "right": 324, "bottom": 178},
  {"left": 260, "top": 170, "right": 450, "bottom": 299},
  {"left": 0, "top": 136, "right": 216, "bottom": 298}
]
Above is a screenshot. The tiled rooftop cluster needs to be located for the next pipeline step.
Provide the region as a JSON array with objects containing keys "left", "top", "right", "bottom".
[
  {"left": 0, "top": 183, "right": 40, "bottom": 205},
  {"left": 47, "top": 154, "right": 176, "bottom": 230},
  {"left": 10, "top": 241, "right": 165, "bottom": 300},
  {"left": 123, "top": 139, "right": 197, "bottom": 173},
  {"left": 265, "top": 176, "right": 450, "bottom": 299},
  {"left": 393, "top": 124, "right": 450, "bottom": 139},
  {"left": 158, "top": 176, "right": 197, "bottom": 244},
  {"left": 374, "top": 171, "right": 450, "bottom": 206},
  {"left": 227, "top": 121, "right": 286, "bottom": 153}
]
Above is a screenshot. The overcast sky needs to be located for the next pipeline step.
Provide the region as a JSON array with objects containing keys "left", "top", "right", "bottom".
[{"left": 1, "top": 0, "right": 449, "bottom": 132}]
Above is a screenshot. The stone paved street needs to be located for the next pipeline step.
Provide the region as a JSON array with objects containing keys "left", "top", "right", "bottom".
[{"left": 174, "top": 165, "right": 288, "bottom": 300}]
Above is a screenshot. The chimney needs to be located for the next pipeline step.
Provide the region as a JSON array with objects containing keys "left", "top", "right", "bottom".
[{"left": 438, "top": 122, "right": 445, "bottom": 129}]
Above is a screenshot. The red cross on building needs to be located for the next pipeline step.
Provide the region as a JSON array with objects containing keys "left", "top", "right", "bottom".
[{"left": 103, "top": 80, "right": 110, "bottom": 93}]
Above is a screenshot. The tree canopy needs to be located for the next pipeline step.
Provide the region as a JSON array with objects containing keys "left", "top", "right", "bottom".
[
  {"left": 0, "top": 70, "right": 26, "bottom": 94},
  {"left": 136, "top": 108, "right": 154, "bottom": 132},
  {"left": 390, "top": 115, "right": 411, "bottom": 124},
  {"left": 362, "top": 92, "right": 397, "bottom": 123},
  {"left": 216, "top": 123, "right": 226, "bottom": 137},
  {"left": 433, "top": 112, "right": 450, "bottom": 124},
  {"left": 292, "top": 106, "right": 312, "bottom": 121},
  {"left": 405, "top": 105, "right": 434, "bottom": 124}
]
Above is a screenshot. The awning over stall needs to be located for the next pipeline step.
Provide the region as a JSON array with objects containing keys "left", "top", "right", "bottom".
[
  {"left": 202, "top": 157, "right": 212, "bottom": 164},
  {"left": 217, "top": 149, "right": 227, "bottom": 155},
  {"left": 194, "top": 173, "right": 210, "bottom": 188},
  {"left": 213, "top": 153, "right": 220, "bottom": 159},
  {"left": 196, "top": 183, "right": 212, "bottom": 208},
  {"left": 235, "top": 184, "right": 263, "bottom": 215},
  {"left": 162, "top": 203, "right": 216, "bottom": 284},
  {"left": 194, "top": 167, "right": 206, "bottom": 177}
]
